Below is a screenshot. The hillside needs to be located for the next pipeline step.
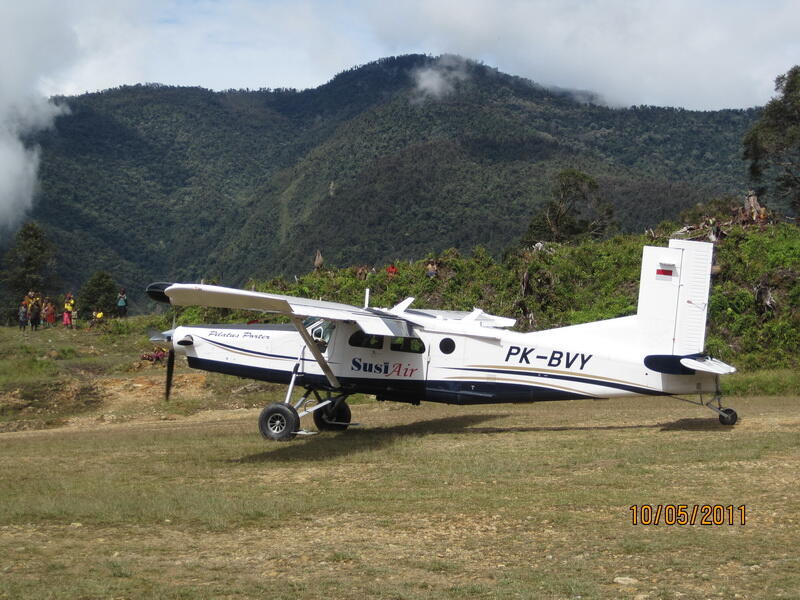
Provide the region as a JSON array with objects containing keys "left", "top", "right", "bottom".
[{"left": 16, "top": 54, "right": 759, "bottom": 306}]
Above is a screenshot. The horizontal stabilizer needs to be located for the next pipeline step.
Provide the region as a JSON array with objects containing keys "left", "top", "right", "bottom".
[
  {"left": 644, "top": 354, "right": 696, "bottom": 375},
  {"left": 680, "top": 357, "right": 737, "bottom": 375}
]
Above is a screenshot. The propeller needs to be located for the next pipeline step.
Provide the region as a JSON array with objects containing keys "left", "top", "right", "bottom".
[
  {"left": 165, "top": 348, "right": 175, "bottom": 401},
  {"left": 146, "top": 282, "right": 178, "bottom": 402}
]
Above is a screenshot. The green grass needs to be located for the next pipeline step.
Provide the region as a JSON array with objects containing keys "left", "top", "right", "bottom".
[
  {"left": 722, "top": 368, "right": 800, "bottom": 396},
  {"left": 1, "top": 312, "right": 798, "bottom": 597},
  {"left": 1, "top": 396, "right": 798, "bottom": 599}
]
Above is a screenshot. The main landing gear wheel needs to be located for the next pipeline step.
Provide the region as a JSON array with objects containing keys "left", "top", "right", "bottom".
[
  {"left": 259, "top": 403, "right": 300, "bottom": 441},
  {"left": 718, "top": 408, "right": 738, "bottom": 426},
  {"left": 313, "top": 400, "right": 351, "bottom": 431}
]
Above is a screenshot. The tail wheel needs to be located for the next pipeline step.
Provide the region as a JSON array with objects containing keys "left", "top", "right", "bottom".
[
  {"left": 259, "top": 403, "right": 300, "bottom": 441},
  {"left": 313, "top": 400, "right": 351, "bottom": 431},
  {"left": 718, "top": 408, "right": 738, "bottom": 426}
]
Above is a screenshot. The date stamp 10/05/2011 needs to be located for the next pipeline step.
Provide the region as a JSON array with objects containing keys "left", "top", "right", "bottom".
[{"left": 629, "top": 504, "right": 746, "bottom": 526}]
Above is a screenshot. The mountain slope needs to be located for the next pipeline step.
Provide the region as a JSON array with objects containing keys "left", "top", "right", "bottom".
[{"left": 19, "top": 54, "right": 758, "bottom": 304}]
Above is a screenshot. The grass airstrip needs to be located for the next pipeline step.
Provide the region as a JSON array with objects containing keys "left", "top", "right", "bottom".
[{"left": 1, "top": 325, "right": 799, "bottom": 599}]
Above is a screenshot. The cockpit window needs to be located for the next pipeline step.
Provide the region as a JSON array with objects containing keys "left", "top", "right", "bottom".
[
  {"left": 303, "top": 317, "right": 321, "bottom": 329},
  {"left": 390, "top": 337, "right": 426, "bottom": 354},
  {"left": 310, "top": 320, "right": 335, "bottom": 344},
  {"left": 348, "top": 330, "right": 384, "bottom": 349}
]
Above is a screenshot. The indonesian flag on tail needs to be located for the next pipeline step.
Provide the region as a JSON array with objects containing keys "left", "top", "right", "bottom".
[{"left": 656, "top": 263, "right": 675, "bottom": 280}]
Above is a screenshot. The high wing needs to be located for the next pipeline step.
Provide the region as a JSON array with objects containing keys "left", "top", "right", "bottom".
[
  {"left": 165, "top": 283, "right": 412, "bottom": 336},
  {"left": 164, "top": 283, "right": 421, "bottom": 390}
]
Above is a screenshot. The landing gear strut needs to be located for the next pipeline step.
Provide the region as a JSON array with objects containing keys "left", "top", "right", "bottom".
[
  {"left": 673, "top": 376, "right": 738, "bottom": 426},
  {"left": 296, "top": 389, "right": 352, "bottom": 432}
]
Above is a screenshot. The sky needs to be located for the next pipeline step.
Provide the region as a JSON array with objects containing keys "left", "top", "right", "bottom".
[{"left": 1, "top": 0, "right": 798, "bottom": 230}]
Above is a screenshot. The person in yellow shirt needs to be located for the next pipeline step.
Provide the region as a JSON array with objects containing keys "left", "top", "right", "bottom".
[
  {"left": 63, "top": 293, "right": 75, "bottom": 329},
  {"left": 88, "top": 309, "right": 104, "bottom": 329}
]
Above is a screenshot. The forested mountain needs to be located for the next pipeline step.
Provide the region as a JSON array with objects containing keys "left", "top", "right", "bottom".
[{"left": 19, "top": 54, "right": 759, "bottom": 304}]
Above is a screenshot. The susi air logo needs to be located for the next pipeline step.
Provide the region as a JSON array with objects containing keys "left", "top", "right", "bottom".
[
  {"left": 504, "top": 346, "right": 592, "bottom": 370},
  {"left": 351, "top": 358, "right": 419, "bottom": 377}
]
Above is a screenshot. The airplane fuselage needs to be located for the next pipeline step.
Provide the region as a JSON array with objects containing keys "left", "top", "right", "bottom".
[{"left": 172, "top": 318, "right": 719, "bottom": 405}]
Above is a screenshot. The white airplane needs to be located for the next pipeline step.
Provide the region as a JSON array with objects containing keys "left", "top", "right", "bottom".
[{"left": 147, "top": 239, "right": 738, "bottom": 441}]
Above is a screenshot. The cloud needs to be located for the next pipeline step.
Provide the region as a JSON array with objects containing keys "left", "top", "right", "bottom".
[
  {"left": 363, "top": 0, "right": 800, "bottom": 109},
  {"left": 412, "top": 54, "right": 470, "bottom": 100},
  {"left": 15, "top": 0, "right": 800, "bottom": 112},
  {"left": 0, "top": 0, "right": 80, "bottom": 231}
]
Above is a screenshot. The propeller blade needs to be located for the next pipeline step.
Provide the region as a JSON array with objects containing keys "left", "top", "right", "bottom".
[
  {"left": 148, "top": 328, "right": 173, "bottom": 343},
  {"left": 165, "top": 349, "right": 175, "bottom": 402}
]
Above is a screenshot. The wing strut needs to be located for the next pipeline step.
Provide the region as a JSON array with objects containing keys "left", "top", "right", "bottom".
[{"left": 289, "top": 316, "right": 341, "bottom": 389}]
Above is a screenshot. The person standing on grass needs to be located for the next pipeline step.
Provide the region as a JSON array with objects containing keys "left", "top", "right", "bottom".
[
  {"left": 116, "top": 288, "right": 128, "bottom": 317},
  {"left": 63, "top": 292, "right": 75, "bottom": 329},
  {"left": 43, "top": 299, "right": 56, "bottom": 328},
  {"left": 18, "top": 302, "right": 28, "bottom": 331},
  {"left": 29, "top": 301, "right": 42, "bottom": 331}
]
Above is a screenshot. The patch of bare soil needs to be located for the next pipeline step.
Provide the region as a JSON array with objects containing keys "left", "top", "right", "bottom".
[{"left": 65, "top": 371, "right": 210, "bottom": 428}]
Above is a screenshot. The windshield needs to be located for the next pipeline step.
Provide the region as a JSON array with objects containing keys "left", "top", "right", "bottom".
[
  {"left": 302, "top": 316, "right": 321, "bottom": 329},
  {"left": 307, "top": 319, "right": 335, "bottom": 344}
]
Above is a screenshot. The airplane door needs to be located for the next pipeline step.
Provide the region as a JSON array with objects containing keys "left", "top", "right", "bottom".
[
  {"left": 425, "top": 334, "right": 466, "bottom": 403},
  {"left": 426, "top": 336, "right": 496, "bottom": 404}
]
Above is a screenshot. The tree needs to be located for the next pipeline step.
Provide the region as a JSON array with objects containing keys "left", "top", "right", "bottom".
[
  {"left": 79, "top": 271, "right": 118, "bottom": 314},
  {"left": 1, "top": 221, "right": 57, "bottom": 300},
  {"left": 743, "top": 65, "right": 800, "bottom": 212},
  {"left": 521, "top": 169, "right": 616, "bottom": 245}
]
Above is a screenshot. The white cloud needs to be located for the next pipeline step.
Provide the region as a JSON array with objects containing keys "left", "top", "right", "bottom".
[
  {"left": 0, "top": 0, "right": 79, "bottom": 230},
  {"left": 412, "top": 54, "right": 470, "bottom": 100},
  {"left": 362, "top": 0, "right": 800, "bottom": 109},
  {"left": 13, "top": 0, "right": 800, "bottom": 110}
]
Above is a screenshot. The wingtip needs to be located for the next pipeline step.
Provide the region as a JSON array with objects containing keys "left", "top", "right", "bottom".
[{"left": 146, "top": 282, "right": 174, "bottom": 304}]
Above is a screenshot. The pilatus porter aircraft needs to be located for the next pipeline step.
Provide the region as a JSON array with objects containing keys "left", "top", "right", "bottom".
[{"left": 147, "top": 239, "right": 737, "bottom": 441}]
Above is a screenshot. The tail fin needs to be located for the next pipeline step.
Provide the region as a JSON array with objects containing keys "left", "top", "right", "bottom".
[{"left": 637, "top": 239, "right": 714, "bottom": 355}]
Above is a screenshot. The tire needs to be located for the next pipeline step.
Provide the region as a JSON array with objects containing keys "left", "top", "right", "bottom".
[
  {"left": 313, "top": 400, "right": 352, "bottom": 431},
  {"left": 718, "top": 408, "right": 738, "bottom": 426},
  {"left": 259, "top": 403, "right": 300, "bottom": 441}
]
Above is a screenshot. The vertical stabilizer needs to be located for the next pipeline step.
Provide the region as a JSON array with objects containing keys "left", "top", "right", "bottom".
[{"left": 637, "top": 240, "right": 713, "bottom": 355}]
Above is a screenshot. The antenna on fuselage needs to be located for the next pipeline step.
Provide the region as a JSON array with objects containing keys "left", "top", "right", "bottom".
[{"left": 364, "top": 288, "right": 370, "bottom": 308}]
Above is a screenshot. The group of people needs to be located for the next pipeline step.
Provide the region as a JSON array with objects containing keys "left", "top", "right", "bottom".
[
  {"left": 17, "top": 288, "right": 128, "bottom": 332},
  {"left": 351, "top": 261, "right": 439, "bottom": 281},
  {"left": 17, "top": 291, "right": 59, "bottom": 331}
]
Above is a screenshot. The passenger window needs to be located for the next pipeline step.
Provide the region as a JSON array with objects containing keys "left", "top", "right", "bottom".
[
  {"left": 348, "top": 330, "right": 384, "bottom": 349},
  {"left": 390, "top": 337, "right": 426, "bottom": 354}
]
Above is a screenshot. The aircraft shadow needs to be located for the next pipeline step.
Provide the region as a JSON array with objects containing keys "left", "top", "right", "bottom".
[
  {"left": 470, "top": 417, "right": 734, "bottom": 434},
  {"left": 234, "top": 415, "right": 734, "bottom": 463},
  {"left": 658, "top": 417, "right": 738, "bottom": 431},
  {"left": 233, "top": 413, "right": 504, "bottom": 463}
]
